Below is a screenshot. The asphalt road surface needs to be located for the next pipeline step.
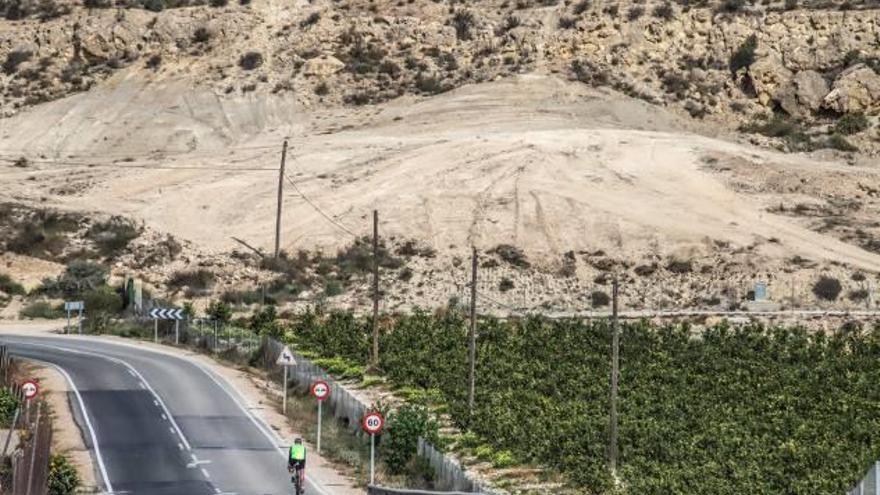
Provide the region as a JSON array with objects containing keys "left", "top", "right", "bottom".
[{"left": 3, "top": 334, "right": 337, "bottom": 495}]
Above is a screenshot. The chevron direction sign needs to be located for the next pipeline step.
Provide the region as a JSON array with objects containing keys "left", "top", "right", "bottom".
[{"left": 149, "top": 308, "right": 185, "bottom": 320}]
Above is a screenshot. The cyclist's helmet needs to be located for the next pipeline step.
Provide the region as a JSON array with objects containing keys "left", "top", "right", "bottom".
[{"left": 294, "top": 438, "right": 303, "bottom": 445}]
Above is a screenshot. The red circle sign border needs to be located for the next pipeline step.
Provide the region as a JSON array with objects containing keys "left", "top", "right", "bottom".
[
  {"left": 311, "top": 380, "right": 331, "bottom": 401},
  {"left": 22, "top": 380, "right": 39, "bottom": 400},
  {"left": 362, "top": 411, "right": 384, "bottom": 435}
]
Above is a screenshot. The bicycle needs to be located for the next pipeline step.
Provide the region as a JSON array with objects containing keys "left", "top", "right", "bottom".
[{"left": 289, "top": 462, "right": 305, "bottom": 495}]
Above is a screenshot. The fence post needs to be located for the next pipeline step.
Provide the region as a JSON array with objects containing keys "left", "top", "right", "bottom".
[
  {"left": 25, "top": 402, "right": 41, "bottom": 495},
  {"left": 1, "top": 407, "right": 19, "bottom": 456}
]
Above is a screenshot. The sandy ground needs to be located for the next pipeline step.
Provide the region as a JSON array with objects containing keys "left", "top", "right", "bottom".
[
  {"left": 2, "top": 74, "right": 880, "bottom": 273},
  {"left": 0, "top": 321, "right": 362, "bottom": 495}
]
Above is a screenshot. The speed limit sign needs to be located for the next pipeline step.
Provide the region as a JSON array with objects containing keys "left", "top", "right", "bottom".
[
  {"left": 311, "top": 381, "right": 330, "bottom": 401},
  {"left": 21, "top": 380, "right": 38, "bottom": 401},
  {"left": 362, "top": 411, "right": 384, "bottom": 435}
]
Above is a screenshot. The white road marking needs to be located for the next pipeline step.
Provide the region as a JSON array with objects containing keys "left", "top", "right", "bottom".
[
  {"left": 188, "top": 361, "right": 335, "bottom": 495},
  {"left": 161, "top": 413, "right": 167, "bottom": 420},
  {"left": 153, "top": 400, "right": 159, "bottom": 407},
  {"left": 138, "top": 382, "right": 146, "bottom": 389},
  {"left": 19, "top": 342, "right": 194, "bottom": 451},
  {"left": 23, "top": 358, "right": 114, "bottom": 494},
  {"left": 169, "top": 427, "right": 176, "bottom": 435},
  {"left": 200, "top": 468, "right": 210, "bottom": 478},
  {"left": 178, "top": 443, "right": 184, "bottom": 451},
  {"left": 127, "top": 369, "right": 136, "bottom": 377}
]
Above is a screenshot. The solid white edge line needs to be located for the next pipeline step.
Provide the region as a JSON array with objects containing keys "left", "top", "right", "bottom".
[
  {"left": 15, "top": 337, "right": 334, "bottom": 495},
  {"left": 19, "top": 342, "right": 194, "bottom": 451},
  {"left": 24, "top": 358, "right": 114, "bottom": 494},
  {"left": 188, "top": 361, "right": 335, "bottom": 495}
]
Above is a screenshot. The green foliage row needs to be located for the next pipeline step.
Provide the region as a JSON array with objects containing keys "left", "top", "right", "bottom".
[
  {"left": 0, "top": 388, "right": 19, "bottom": 428},
  {"left": 47, "top": 454, "right": 79, "bottom": 495},
  {"left": 288, "top": 310, "right": 880, "bottom": 494}
]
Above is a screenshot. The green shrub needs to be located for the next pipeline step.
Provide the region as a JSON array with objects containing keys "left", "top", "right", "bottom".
[
  {"left": 813, "top": 276, "right": 842, "bottom": 301},
  {"left": 86, "top": 216, "right": 140, "bottom": 257},
  {"left": 0, "top": 273, "right": 25, "bottom": 296},
  {"left": 489, "top": 244, "right": 530, "bottom": 268},
  {"left": 206, "top": 300, "right": 233, "bottom": 324},
  {"left": 0, "top": 388, "right": 19, "bottom": 427},
  {"left": 499, "top": 277, "right": 514, "bottom": 292},
  {"left": 591, "top": 290, "right": 610, "bottom": 307},
  {"left": 382, "top": 405, "right": 440, "bottom": 474},
  {"left": 168, "top": 269, "right": 215, "bottom": 291},
  {"left": 40, "top": 261, "right": 108, "bottom": 298},
  {"left": 239, "top": 51, "right": 263, "bottom": 70},
  {"left": 47, "top": 454, "right": 80, "bottom": 495},
  {"left": 452, "top": 10, "right": 475, "bottom": 40},
  {"left": 474, "top": 444, "right": 494, "bottom": 461},
  {"left": 627, "top": 5, "right": 644, "bottom": 20},
  {"left": 826, "top": 133, "right": 859, "bottom": 152},
  {"left": 834, "top": 113, "right": 869, "bottom": 135},
  {"left": 730, "top": 34, "right": 757, "bottom": 73},
  {"left": 2, "top": 50, "right": 31, "bottom": 75},
  {"left": 20, "top": 301, "right": 63, "bottom": 319},
  {"left": 492, "top": 450, "right": 516, "bottom": 468},
  {"left": 652, "top": 2, "right": 673, "bottom": 20}
]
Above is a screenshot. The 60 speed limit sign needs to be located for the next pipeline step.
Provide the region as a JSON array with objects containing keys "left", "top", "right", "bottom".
[
  {"left": 21, "top": 380, "right": 38, "bottom": 401},
  {"left": 311, "top": 380, "right": 330, "bottom": 401},
  {"left": 362, "top": 411, "right": 384, "bottom": 435}
]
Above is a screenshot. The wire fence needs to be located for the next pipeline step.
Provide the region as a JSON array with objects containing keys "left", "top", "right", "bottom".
[
  {"left": 850, "top": 461, "right": 880, "bottom": 495},
  {"left": 0, "top": 346, "right": 52, "bottom": 495}
]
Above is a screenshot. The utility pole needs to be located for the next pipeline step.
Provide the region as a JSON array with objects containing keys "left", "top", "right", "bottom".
[
  {"left": 274, "top": 140, "right": 289, "bottom": 259},
  {"left": 468, "top": 247, "right": 478, "bottom": 418},
  {"left": 608, "top": 276, "right": 620, "bottom": 473},
  {"left": 371, "top": 210, "right": 380, "bottom": 369}
]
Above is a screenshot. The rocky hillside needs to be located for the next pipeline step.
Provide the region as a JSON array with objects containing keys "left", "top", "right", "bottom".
[{"left": 2, "top": 0, "right": 880, "bottom": 151}]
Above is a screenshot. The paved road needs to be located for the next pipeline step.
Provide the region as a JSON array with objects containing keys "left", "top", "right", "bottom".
[{"left": 3, "top": 334, "right": 336, "bottom": 495}]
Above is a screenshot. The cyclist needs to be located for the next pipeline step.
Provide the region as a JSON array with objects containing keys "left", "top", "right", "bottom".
[{"left": 288, "top": 437, "right": 307, "bottom": 494}]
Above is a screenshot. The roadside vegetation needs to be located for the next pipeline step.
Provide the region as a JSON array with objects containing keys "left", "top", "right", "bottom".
[{"left": 272, "top": 310, "right": 880, "bottom": 493}]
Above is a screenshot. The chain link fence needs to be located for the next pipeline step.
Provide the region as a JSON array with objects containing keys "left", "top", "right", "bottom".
[{"left": 850, "top": 461, "right": 880, "bottom": 495}]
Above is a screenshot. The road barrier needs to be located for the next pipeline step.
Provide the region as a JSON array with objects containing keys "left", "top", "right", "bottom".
[
  {"left": 368, "top": 486, "right": 489, "bottom": 495},
  {"left": 849, "top": 461, "right": 880, "bottom": 495}
]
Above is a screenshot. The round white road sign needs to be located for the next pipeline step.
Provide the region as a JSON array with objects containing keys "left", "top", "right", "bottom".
[
  {"left": 311, "top": 380, "right": 330, "bottom": 401},
  {"left": 362, "top": 411, "right": 384, "bottom": 435},
  {"left": 22, "top": 380, "right": 38, "bottom": 400}
]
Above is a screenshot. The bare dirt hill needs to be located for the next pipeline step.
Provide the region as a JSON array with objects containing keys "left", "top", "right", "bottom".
[{"left": 2, "top": 73, "right": 880, "bottom": 312}]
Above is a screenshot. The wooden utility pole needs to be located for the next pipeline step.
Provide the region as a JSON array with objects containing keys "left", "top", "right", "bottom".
[
  {"left": 371, "top": 210, "right": 380, "bottom": 369},
  {"left": 608, "top": 276, "right": 620, "bottom": 473},
  {"left": 468, "top": 247, "right": 478, "bottom": 417},
  {"left": 274, "top": 140, "right": 289, "bottom": 259}
]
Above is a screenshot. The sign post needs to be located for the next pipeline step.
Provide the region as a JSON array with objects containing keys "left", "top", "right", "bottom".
[
  {"left": 311, "top": 381, "right": 330, "bottom": 454},
  {"left": 276, "top": 346, "right": 297, "bottom": 415},
  {"left": 22, "top": 379, "right": 38, "bottom": 424},
  {"left": 362, "top": 411, "right": 384, "bottom": 485},
  {"left": 64, "top": 301, "right": 84, "bottom": 334},
  {"left": 149, "top": 308, "right": 184, "bottom": 344}
]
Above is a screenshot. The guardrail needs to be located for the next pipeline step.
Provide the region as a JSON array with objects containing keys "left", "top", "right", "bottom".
[{"left": 849, "top": 461, "right": 880, "bottom": 495}]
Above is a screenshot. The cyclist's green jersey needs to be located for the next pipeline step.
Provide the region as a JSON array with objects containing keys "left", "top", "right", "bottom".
[{"left": 290, "top": 444, "right": 306, "bottom": 461}]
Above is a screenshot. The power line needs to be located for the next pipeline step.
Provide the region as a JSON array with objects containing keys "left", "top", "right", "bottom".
[
  {"left": 0, "top": 157, "right": 279, "bottom": 171},
  {"left": 284, "top": 173, "right": 359, "bottom": 238},
  {"left": 0, "top": 143, "right": 280, "bottom": 158}
]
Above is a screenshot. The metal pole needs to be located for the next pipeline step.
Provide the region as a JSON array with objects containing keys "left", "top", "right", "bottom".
[
  {"left": 154, "top": 318, "right": 158, "bottom": 343},
  {"left": 370, "top": 434, "right": 375, "bottom": 485},
  {"left": 468, "top": 247, "right": 478, "bottom": 418},
  {"left": 175, "top": 319, "right": 180, "bottom": 345},
  {"left": 283, "top": 366, "right": 288, "bottom": 415},
  {"left": 608, "top": 276, "right": 620, "bottom": 473},
  {"left": 371, "top": 209, "right": 379, "bottom": 369},
  {"left": 317, "top": 400, "right": 322, "bottom": 454},
  {"left": 274, "top": 140, "right": 288, "bottom": 258},
  {"left": 25, "top": 402, "right": 41, "bottom": 495},
  {"left": 66, "top": 309, "right": 70, "bottom": 334},
  {"left": 1, "top": 407, "right": 19, "bottom": 456},
  {"left": 78, "top": 308, "right": 83, "bottom": 334},
  {"left": 214, "top": 321, "right": 218, "bottom": 353}
]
